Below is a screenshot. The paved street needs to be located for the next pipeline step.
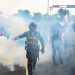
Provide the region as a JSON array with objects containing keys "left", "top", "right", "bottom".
[{"left": 34, "top": 61, "right": 73, "bottom": 75}]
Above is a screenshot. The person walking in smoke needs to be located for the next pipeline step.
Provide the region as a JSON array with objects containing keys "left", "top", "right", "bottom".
[
  {"left": 50, "top": 9, "right": 68, "bottom": 65},
  {"left": 14, "top": 22, "right": 45, "bottom": 75}
]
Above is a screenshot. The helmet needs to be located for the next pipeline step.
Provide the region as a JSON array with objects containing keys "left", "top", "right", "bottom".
[
  {"left": 29, "top": 22, "right": 37, "bottom": 31},
  {"left": 58, "top": 8, "right": 68, "bottom": 17}
]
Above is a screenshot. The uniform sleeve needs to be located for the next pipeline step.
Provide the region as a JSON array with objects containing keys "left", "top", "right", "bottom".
[
  {"left": 18, "top": 32, "right": 27, "bottom": 38},
  {"left": 38, "top": 32, "right": 45, "bottom": 48},
  {"left": 15, "top": 32, "right": 27, "bottom": 40}
]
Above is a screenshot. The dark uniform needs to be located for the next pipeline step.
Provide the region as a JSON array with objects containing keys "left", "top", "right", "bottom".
[{"left": 15, "top": 22, "right": 44, "bottom": 75}]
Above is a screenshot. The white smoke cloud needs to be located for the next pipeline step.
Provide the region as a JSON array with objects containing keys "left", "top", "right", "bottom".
[
  {"left": 0, "top": 15, "right": 29, "bottom": 75},
  {"left": 0, "top": 36, "right": 27, "bottom": 70},
  {"left": 8, "top": 15, "right": 28, "bottom": 37}
]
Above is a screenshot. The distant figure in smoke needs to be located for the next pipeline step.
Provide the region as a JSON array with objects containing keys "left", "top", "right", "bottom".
[
  {"left": 72, "top": 22, "right": 75, "bottom": 32},
  {"left": 50, "top": 9, "right": 67, "bottom": 65},
  {"left": 14, "top": 22, "right": 45, "bottom": 75},
  {"left": 0, "top": 26, "right": 3, "bottom": 36},
  {"left": 0, "top": 26, "right": 9, "bottom": 38}
]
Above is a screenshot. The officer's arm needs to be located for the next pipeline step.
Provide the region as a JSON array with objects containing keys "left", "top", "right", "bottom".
[
  {"left": 38, "top": 32, "right": 45, "bottom": 53},
  {"left": 14, "top": 32, "right": 27, "bottom": 40}
]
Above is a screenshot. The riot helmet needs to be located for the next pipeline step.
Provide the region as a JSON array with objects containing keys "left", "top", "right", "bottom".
[
  {"left": 58, "top": 8, "right": 68, "bottom": 18},
  {"left": 29, "top": 22, "right": 37, "bottom": 32}
]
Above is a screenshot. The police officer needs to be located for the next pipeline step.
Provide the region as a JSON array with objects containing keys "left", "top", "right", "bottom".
[
  {"left": 50, "top": 9, "right": 67, "bottom": 65},
  {"left": 14, "top": 22, "right": 45, "bottom": 75},
  {"left": 50, "top": 22, "right": 63, "bottom": 65}
]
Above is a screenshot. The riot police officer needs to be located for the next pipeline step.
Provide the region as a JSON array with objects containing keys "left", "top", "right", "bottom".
[
  {"left": 14, "top": 22, "right": 45, "bottom": 75},
  {"left": 50, "top": 9, "right": 68, "bottom": 65}
]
